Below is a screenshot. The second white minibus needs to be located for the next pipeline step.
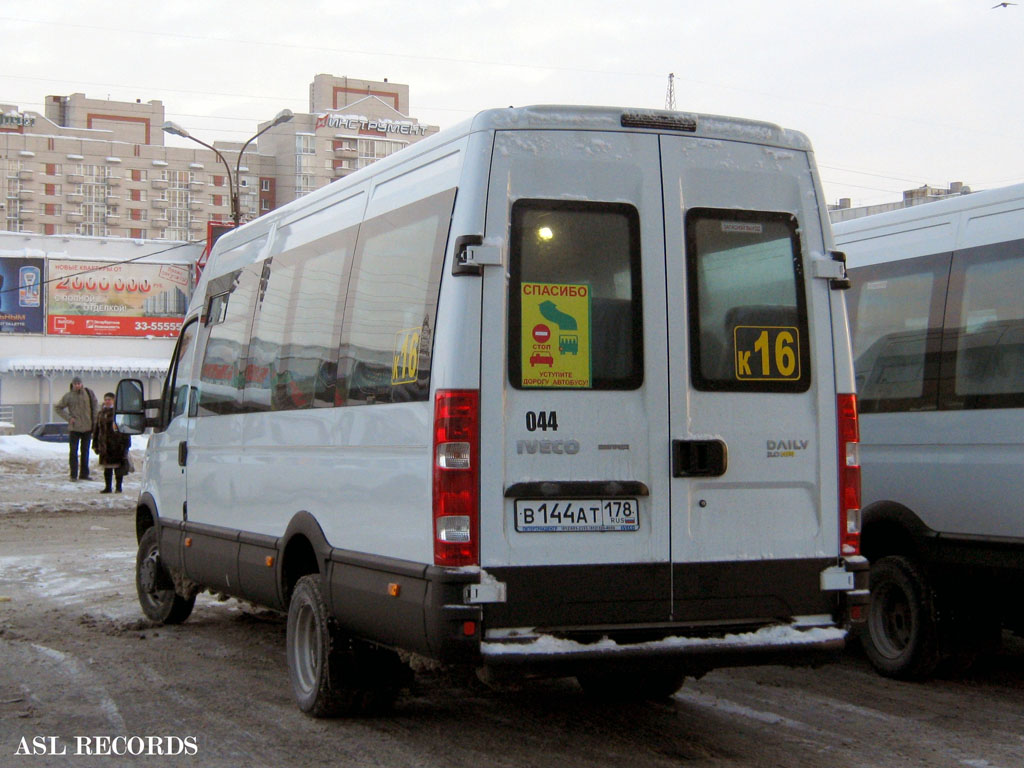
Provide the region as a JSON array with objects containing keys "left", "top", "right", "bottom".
[{"left": 837, "top": 184, "right": 1024, "bottom": 678}]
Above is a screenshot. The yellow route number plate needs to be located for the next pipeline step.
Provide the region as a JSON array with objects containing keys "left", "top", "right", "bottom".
[{"left": 733, "top": 325, "right": 801, "bottom": 381}]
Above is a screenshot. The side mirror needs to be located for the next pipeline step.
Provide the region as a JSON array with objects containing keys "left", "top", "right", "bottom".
[{"left": 115, "top": 379, "right": 147, "bottom": 435}]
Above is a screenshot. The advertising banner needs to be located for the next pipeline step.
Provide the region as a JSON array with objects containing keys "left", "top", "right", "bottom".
[
  {"left": 0, "top": 257, "right": 45, "bottom": 334},
  {"left": 520, "top": 282, "right": 592, "bottom": 388},
  {"left": 46, "top": 260, "right": 190, "bottom": 338}
]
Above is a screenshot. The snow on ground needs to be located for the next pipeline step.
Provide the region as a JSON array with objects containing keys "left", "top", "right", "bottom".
[{"left": 0, "top": 433, "right": 149, "bottom": 516}]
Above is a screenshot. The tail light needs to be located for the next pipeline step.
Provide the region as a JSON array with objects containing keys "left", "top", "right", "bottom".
[
  {"left": 837, "top": 393, "right": 861, "bottom": 556},
  {"left": 432, "top": 390, "right": 479, "bottom": 566}
]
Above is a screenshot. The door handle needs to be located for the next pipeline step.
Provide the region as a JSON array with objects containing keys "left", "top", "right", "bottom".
[
  {"left": 178, "top": 441, "right": 188, "bottom": 467},
  {"left": 672, "top": 439, "right": 727, "bottom": 477}
]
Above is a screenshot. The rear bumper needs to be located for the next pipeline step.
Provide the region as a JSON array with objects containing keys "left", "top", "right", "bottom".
[{"left": 479, "top": 623, "right": 846, "bottom": 677}]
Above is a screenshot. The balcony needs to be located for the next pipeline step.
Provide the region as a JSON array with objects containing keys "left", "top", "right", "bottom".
[
  {"left": 105, "top": 214, "right": 121, "bottom": 225},
  {"left": 107, "top": 175, "right": 122, "bottom": 187},
  {"left": 17, "top": 169, "right": 34, "bottom": 181},
  {"left": 18, "top": 189, "right": 35, "bottom": 201},
  {"left": 65, "top": 212, "right": 84, "bottom": 223},
  {"left": 18, "top": 209, "right": 35, "bottom": 219},
  {"left": 151, "top": 179, "right": 169, "bottom": 190},
  {"left": 66, "top": 173, "right": 85, "bottom": 184},
  {"left": 188, "top": 180, "right": 205, "bottom": 191},
  {"left": 66, "top": 192, "right": 84, "bottom": 203},
  {"left": 189, "top": 200, "right": 205, "bottom": 211},
  {"left": 152, "top": 199, "right": 169, "bottom": 209}
]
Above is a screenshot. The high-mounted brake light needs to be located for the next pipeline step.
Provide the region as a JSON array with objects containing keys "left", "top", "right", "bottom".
[
  {"left": 432, "top": 390, "right": 479, "bottom": 566},
  {"left": 837, "top": 393, "right": 861, "bottom": 556}
]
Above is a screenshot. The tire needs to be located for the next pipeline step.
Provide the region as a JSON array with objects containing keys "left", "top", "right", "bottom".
[
  {"left": 862, "top": 555, "right": 939, "bottom": 680},
  {"left": 577, "top": 666, "right": 685, "bottom": 702},
  {"left": 286, "top": 574, "right": 405, "bottom": 717},
  {"left": 135, "top": 526, "right": 195, "bottom": 625}
]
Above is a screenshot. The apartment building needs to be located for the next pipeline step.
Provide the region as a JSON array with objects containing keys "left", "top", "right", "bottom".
[{"left": 1, "top": 75, "right": 438, "bottom": 239}]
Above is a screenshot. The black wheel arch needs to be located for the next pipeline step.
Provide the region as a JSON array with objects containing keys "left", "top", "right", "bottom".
[
  {"left": 280, "top": 511, "right": 333, "bottom": 607},
  {"left": 860, "top": 501, "right": 935, "bottom": 563},
  {"left": 135, "top": 492, "right": 160, "bottom": 543}
]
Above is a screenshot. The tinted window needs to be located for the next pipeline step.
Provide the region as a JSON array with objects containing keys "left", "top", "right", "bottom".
[
  {"left": 508, "top": 200, "right": 643, "bottom": 390},
  {"left": 167, "top": 320, "right": 199, "bottom": 421},
  {"left": 196, "top": 267, "right": 259, "bottom": 416},
  {"left": 338, "top": 188, "right": 455, "bottom": 405},
  {"left": 245, "top": 227, "right": 354, "bottom": 412},
  {"left": 944, "top": 242, "right": 1024, "bottom": 409},
  {"left": 847, "top": 253, "right": 950, "bottom": 413},
  {"left": 686, "top": 209, "right": 809, "bottom": 392}
]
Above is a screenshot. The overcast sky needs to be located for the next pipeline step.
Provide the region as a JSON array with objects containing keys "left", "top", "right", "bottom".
[{"left": 2, "top": 1, "right": 1022, "bottom": 207}]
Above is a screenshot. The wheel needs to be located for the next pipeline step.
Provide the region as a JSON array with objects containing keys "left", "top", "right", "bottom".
[
  {"left": 862, "top": 555, "right": 939, "bottom": 679},
  {"left": 577, "top": 666, "right": 685, "bottom": 701},
  {"left": 135, "top": 526, "right": 195, "bottom": 624},
  {"left": 286, "top": 574, "right": 406, "bottom": 717}
]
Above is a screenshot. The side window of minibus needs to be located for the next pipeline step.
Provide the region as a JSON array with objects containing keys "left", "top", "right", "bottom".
[
  {"left": 244, "top": 227, "right": 354, "bottom": 412},
  {"left": 195, "top": 266, "right": 260, "bottom": 416},
  {"left": 166, "top": 319, "right": 199, "bottom": 422},
  {"left": 338, "top": 188, "right": 455, "bottom": 406},
  {"left": 686, "top": 209, "right": 810, "bottom": 393},
  {"left": 943, "top": 242, "right": 1024, "bottom": 409},
  {"left": 846, "top": 253, "right": 949, "bottom": 413}
]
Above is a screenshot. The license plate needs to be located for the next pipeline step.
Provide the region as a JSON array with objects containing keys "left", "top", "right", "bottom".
[{"left": 514, "top": 498, "right": 639, "bottom": 532}]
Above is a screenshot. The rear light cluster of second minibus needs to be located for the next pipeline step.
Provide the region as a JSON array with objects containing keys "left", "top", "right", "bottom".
[
  {"left": 432, "top": 390, "right": 480, "bottom": 567},
  {"left": 837, "top": 393, "right": 862, "bottom": 556}
]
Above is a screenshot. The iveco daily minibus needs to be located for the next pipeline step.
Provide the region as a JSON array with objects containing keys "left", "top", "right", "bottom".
[
  {"left": 118, "top": 105, "right": 867, "bottom": 716},
  {"left": 837, "top": 184, "right": 1024, "bottom": 679}
]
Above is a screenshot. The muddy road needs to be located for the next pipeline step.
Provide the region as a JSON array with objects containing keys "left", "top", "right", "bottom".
[{"left": 2, "top": 452, "right": 1022, "bottom": 767}]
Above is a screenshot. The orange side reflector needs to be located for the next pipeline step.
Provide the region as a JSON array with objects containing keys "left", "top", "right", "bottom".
[
  {"left": 388, "top": 583, "right": 401, "bottom": 598},
  {"left": 184, "top": 537, "right": 192, "bottom": 547},
  {"left": 265, "top": 556, "right": 274, "bottom": 568}
]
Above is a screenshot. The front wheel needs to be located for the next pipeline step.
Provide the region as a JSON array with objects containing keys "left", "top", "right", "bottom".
[
  {"left": 286, "top": 574, "right": 406, "bottom": 717},
  {"left": 135, "top": 526, "right": 195, "bottom": 624},
  {"left": 862, "top": 555, "right": 939, "bottom": 679}
]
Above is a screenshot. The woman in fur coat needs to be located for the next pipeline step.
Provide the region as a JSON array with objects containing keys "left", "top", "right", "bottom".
[{"left": 93, "top": 392, "right": 132, "bottom": 493}]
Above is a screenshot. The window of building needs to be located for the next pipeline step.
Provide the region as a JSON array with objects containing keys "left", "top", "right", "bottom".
[
  {"left": 44, "top": 184, "right": 61, "bottom": 196},
  {"left": 261, "top": 179, "right": 271, "bottom": 192},
  {"left": 45, "top": 163, "right": 61, "bottom": 176},
  {"left": 296, "top": 135, "right": 316, "bottom": 155},
  {"left": 212, "top": 194, "right": 224, "bottom": 207},
  {"left": 129, "top": 188, "right": 146, "bottom": 202},
  {"left": 44, "top": 203, "right": 62, "bottom": 216},
  {"left": 213, "top": 175, "right": 225, "bottom": 187},
  {"left": 130, "top": 169, "right": 148, "bottom": 182},
  {"left": 130, "top": 228, "right": 146, "bottom": 239}
]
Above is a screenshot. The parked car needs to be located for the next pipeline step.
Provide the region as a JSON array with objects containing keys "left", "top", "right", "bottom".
[{"left": 29, "top": 422, "right": 69, "bottom": 443}]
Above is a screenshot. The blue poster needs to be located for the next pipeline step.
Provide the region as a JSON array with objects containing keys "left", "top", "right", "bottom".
[{"left": 0, "top": 257, "right": 46, "bottom": 334}]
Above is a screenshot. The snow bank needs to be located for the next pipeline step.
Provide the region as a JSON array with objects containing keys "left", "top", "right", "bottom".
[{"left": 0, "top": 434, "right": 148, "bottom": 460}]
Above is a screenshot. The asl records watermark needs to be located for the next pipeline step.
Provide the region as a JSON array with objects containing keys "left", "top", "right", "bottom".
[{"left": 14, "top": 735, "right": 198, "bottom": 757}]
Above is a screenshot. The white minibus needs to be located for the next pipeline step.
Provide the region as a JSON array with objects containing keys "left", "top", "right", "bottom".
[
  {"left": 118, "top": 105, "right": 866, "bottom": 715},
  {"left": 836, "top": 184, "right": 1024, "bottom": 678}
]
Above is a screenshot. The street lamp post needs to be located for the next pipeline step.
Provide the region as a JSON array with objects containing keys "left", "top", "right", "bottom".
[{"left": 162, "top": 109, "right": 293, "bottom": 226}]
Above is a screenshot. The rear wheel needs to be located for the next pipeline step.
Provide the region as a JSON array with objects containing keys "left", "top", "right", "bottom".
[
  {"left": 862, "top": 555, "right": 939, "bottom": 679},
  {"left": 577, "top": 666, "right": 685, "bottom": 701},
  {"left": 286, "top": 574, "right": 406, "bottom": 717},
  {"left": 136, "top": 526, "right": 195, "bottom": 624}
]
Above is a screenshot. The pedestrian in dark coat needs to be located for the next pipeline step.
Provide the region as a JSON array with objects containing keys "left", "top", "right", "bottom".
[{"left": 93, "top": 392, "right": 131, "bottom": 493}]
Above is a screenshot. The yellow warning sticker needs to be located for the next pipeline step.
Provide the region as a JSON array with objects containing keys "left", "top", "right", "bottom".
[{"left": 521, "top": 282, "right": 591, "bottom": 388}]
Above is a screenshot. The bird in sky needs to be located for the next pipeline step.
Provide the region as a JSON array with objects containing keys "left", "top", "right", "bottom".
[{"left": 992, "top": 2, "right": 1017, "bottom": 8}]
